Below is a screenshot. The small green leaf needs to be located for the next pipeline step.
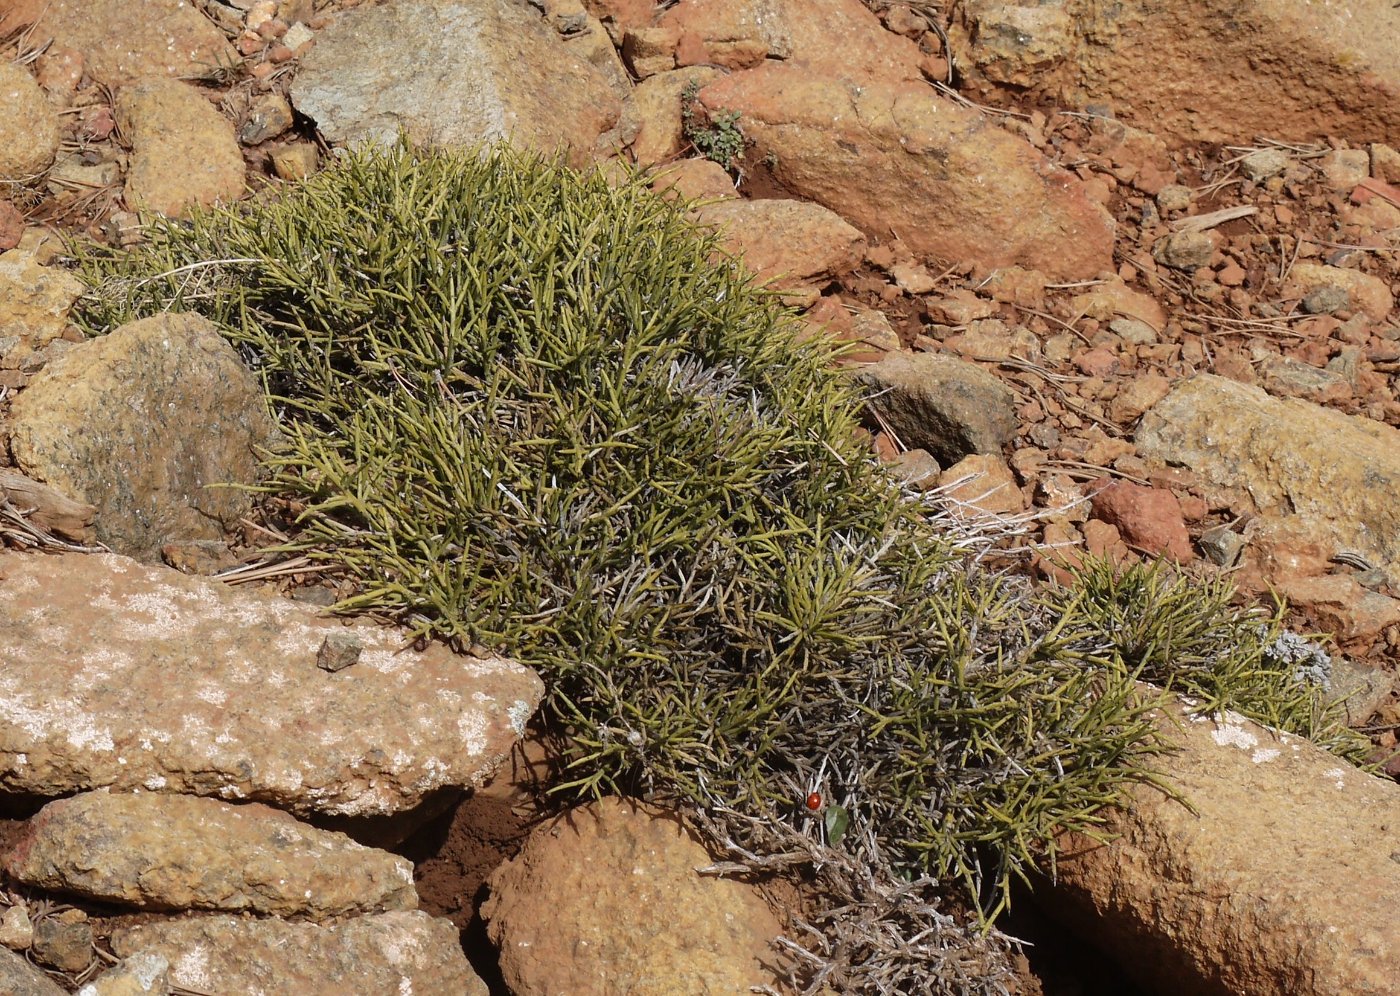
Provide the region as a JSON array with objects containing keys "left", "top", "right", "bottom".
[{"left": 824, "top": 803, "right": 850, "bottom": 846}]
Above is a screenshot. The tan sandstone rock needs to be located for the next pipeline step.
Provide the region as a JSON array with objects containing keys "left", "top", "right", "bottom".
[
  {"left": 625, "top": 66, "right": 722, "bottom": 167},
  {"left": 8, "top": 313, "right": 279, "bottom": 561},
  {"left": 291, "top": 0, "right": 620, "bottom": 167},
  {"left": 699, "top": 63, "right": 1115, "bottom": 280},
  {"left": 1, "top": 0, "right": 238, "bottom": 87},
  {"left": 4, "top": 791, "right": 417, "bottom": 919},
  {"left": 116, "top": 78, "right": 246, "bottom": 218},
  {"left": 0, "top": 550, "right": 544, "bottom": 819},
  {"left": 0, "top": 61, "right": 60, "bottom": 183},
  {"left": 952, "top": 0, "right": 1400, "bottom": 147},
  {"left": 1136, "top": 374, "right": 1400, "bottom": 588},
  {"left": 111, "top": 911, "right": 487, "bottom": 996},
  {"left": 1049, "top": 697, "right": 1400, "bottom": 996},
  {"left": 0, "top": 243, "right": 85, "bottom": 345},
  {"left": 482, "top": 797, "right": 784, "bottom": 995},
  {"left": 695, "top": 198, "right": 866, "bottom": 306},
  {"left": 663, "top": 0, "right": 923, "bottom": 83}
]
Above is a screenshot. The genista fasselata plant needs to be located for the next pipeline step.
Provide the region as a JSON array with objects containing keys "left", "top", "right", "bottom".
[{"left": 71, "top": 143, "right": 1367, "bottom": 990}]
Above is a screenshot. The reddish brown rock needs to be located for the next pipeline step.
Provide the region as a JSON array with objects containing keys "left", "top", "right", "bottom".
[
  {"left": 663, "top": 0, "right": 922, "bottom": 82},
  {"left": 0, "top": 201, "right": 23, "bottom": 252},
  {"left": 700, "top": 63, "right": 1115, "bottom": 280},
  {"left": 1089, "top": 479, "right": 1192, "bottom": 562},
  {"left": 2, "top": 0, "right": 238, "bottom": 87},
  {"left": 0, "top": 550, "right": 543, "bottom": 819},
  {"left": 649, "top": 158, "right": 736, "bottom": 202},
  {"left": 952, "top": 0, "right": 1400, "bottom": 147},
  {"left": 1273, "top": 576, "right": 1400, "bottom": 644},
  {"left": 4, "top": 791, "right": 417, "bottom": 919},
  {"left": 482, "top": 797, "right": 783, "bottom": 995},
  {"left": 695, "top": 198, "right": 865, "bottom": 306}
]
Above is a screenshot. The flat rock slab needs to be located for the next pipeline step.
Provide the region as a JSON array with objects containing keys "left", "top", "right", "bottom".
[
  {"left": 1050, "top": 698, "right": 1400, "bottom": 996},
  {"left": 4, "top": 790, "right": 416, "bottom": 919},
  {"left": 110, "top": 911, "right": 487, "bottom": 996},
  {"left": 1136, "top": 374, "right": 1400, "bottom": 588},
  {"left": 290, "top": 0, "right": 620, "bottom": 166},
  {"left": 0, "top": 551, "right": 543, "bottom": 818}
]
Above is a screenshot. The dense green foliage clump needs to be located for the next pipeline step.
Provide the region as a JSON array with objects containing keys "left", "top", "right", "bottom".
[{"left": 73, "top": 144, "right": 1364, "bottom": 924}]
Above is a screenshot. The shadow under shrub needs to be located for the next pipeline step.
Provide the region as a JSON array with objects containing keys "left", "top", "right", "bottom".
[{"left": 70, "top": 143, "right": 1367, "bottom": 988}]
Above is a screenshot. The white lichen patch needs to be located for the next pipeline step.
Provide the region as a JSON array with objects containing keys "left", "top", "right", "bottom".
[
  {"left": 1251, "top": 748, "right": 1281, "bottom": 764},
  {"left": 457, "top": 711, "right": 488, "bottom": 757},
  {"left": 172, "top": 944, "right": 216, "bottom": 992},
  {"left": 1322, "top": 767, "right": 1348, "bottom": 790},
  {"left": 1210, "top": 720, "right": 1258, "bottom": 751},
  {"left": 508, "top": 699, "right": 533, "bottom": 738}
]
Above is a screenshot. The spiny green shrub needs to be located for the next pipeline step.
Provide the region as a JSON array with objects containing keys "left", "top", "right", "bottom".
[{"left": 70, "top": 144, "right": 1365, "bottom": 933}]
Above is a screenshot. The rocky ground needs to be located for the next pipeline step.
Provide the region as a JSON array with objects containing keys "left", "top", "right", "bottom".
[{"left": 1, "top": 0, "right": 1399, "bottom": 993}]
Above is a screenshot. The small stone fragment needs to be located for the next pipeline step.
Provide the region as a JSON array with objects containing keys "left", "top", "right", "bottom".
[
  {"left": 1199, "top": 524, "right": 1246, "bottom": 567},
  {"left": 1371, "top": 142, "right": 1400, "bottom": 184},
  {"left": 0, "top": 905, "right": 33, "bottom": 950},
  {"left": 1155, "top": 184, "right": 1192, "bottom": 213},
  {"left": 1088, "top": 479, "right": 1193, "bottom": 562},
  {"left": 271, "top": 142, "right": 319, "bottom": 181},
  {"left": 240, "top": 93, "right": 295, "bottom": 145},
  {"left": 75, "top": 951, "right": 169, "bottom": 996},
  {"left": 937, "top": 453, "right": 1025, "bottom": 515},
  {"left": 1153, "top": 230, "right": 1216, "bottom": 270},
  {"left": 0, "top": 200, "right": 24, "bottom": 251},
  {"left": 319, "top": 631, "right": 363, "bottom": 672},
  {"left": 31, "top": 917, "right": 92, "bottom": 974},
  {"left": 856, "top": 351, "right": 1018, "bottom": 466},
  {"left": 1285, "top": 262, "right": 1393, "bottom": 321},
  {"left": 1319, "top": 148, "right": 1370, "bottom": 191},
  {"left": 1240, "top": 148, "right": 1289, "bottom": 181},
  {"left": 1301, "top": 285, "right": 1350, "bottom": 315}
]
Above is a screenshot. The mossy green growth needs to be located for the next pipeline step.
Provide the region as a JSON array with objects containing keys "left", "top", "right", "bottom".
[
  {"left": 681, "top": 79, "right": 745, "bottom": 172},
  {"left": 70, "top": 143, "right": 1366, "bottom": 922}
]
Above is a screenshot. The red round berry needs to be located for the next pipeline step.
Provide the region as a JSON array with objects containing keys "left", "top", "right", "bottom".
[{"left": 805, "top": 791, "right": 822, "bottom": 811}]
